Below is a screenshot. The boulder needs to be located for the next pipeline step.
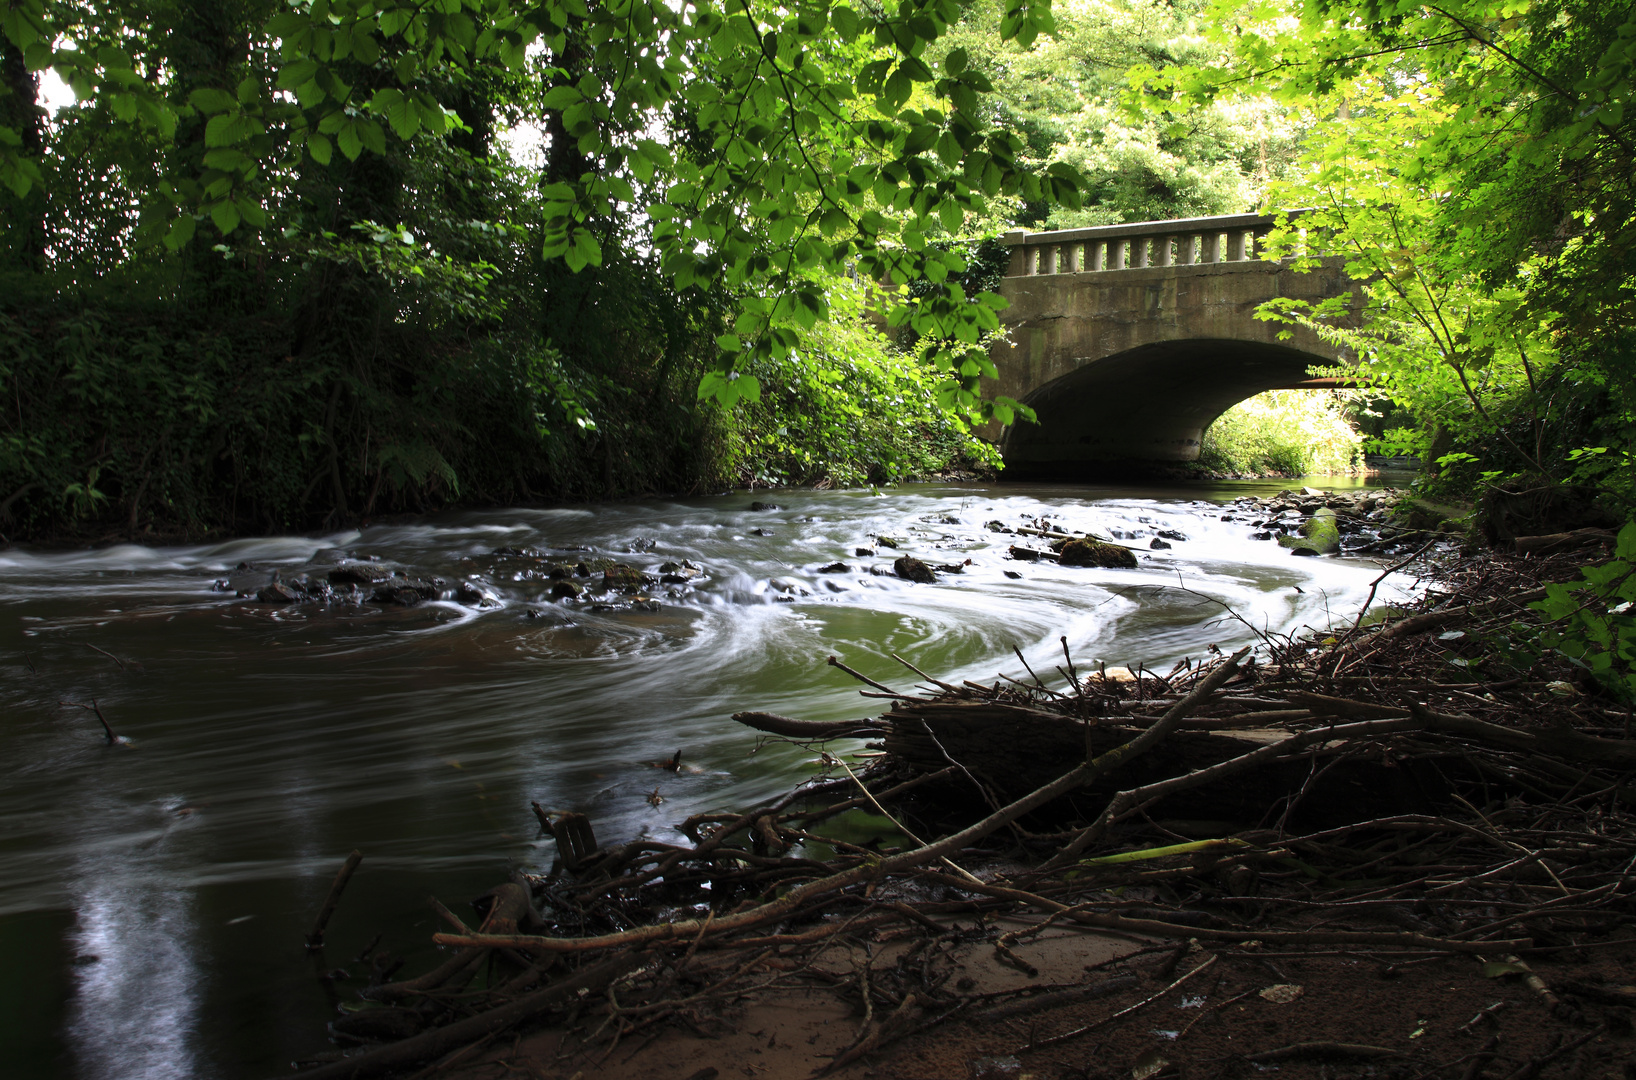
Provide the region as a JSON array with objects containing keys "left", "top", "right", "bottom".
[
  {"left": 256, "top": 582, "right": 301, "bottom": 604},
  {"left": 854, "top": 547, "right": 876, "bottom": 557},
  {"left": 329, "top": 562, "right": 394, "bottom": 585},
  {"left": 603, "top": 565, "right": 654, "bottom": 591},
  {"left": 749, "top": 501, "right": 778, "bottom": 511},
  {"left": 817, "top": 562, "right": 851, "bottom": 574},
  {"left": 1279, "top": 507, "right": 1341, "bottom": 555},
  {"left": 1149, "top": 538, "right": 1172, "bottom": 550},
  {"left": 550, "top": 580, "right": 582, "bottom": 600},
  {"left": 893, "top": 556, "right": 936, "bottom": 583},
  {"left": 1057, "top": 539, "right": 1139, "bottom": 569}
]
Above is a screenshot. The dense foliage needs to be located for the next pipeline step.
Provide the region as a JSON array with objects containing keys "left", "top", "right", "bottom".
[
  {"left": 1197, "top": 389, "right": 1365, "bottom": 478},
  {"left": 0, "top": 0, "right": 1090, "bottom": 538}
]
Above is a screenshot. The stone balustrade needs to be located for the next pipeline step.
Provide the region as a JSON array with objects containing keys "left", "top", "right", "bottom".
[{"left": 1002, "top": 212, "right": 1307, "bottom": 277}]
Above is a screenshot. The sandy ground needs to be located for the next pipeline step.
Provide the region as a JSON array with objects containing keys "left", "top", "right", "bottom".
[{"left": 444, "top": 924, "right": 1636, "bottom": 1080}]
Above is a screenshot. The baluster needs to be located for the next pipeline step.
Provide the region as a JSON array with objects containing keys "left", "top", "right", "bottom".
[
  {"left": 1110, "top": 240, "right": 1127, "bottom": 270},
  {"left": 1048, "top": 244, "right": 1063, "bottom": 273},
  {"left": 1025, "top": 245, "right": 1039, "bottom": 275},
  {"left": 1254, "top": 227, "right": 1273, "bottom": 260},
  {"left": 1089, "top": 241, "right": 1106, "bottom": 271},
  {"left": 1225, "top": 230, "right": 1247, "bottom": 261},
  {"left": 1155, "top": 235, "right": 1174, "bottom": 267},
  {"left": 1065, "top": 243, "right": 1082, "bottom": 273},
  {"left": 1201, "top": 232, "right": 1221, "bottom": 263},
  {"left": 1176, "top": 233, "right": 1196, "bottom": 265},
  {"left": 1130, "top": 237, "right": 1148, "bottom": 269}
]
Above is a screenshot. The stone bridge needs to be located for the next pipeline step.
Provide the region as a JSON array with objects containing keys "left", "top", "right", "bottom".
[{"left": 987, "top": 212, "right": 1357, "bottom": 477}]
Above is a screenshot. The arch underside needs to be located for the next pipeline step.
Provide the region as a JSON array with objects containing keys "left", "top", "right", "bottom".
[{"left": 1002, "top": 338, "right": 1336, "bottom": 477}]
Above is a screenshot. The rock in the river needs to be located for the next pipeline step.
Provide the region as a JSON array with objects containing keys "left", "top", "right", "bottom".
[
  {"left": 876, "top": 536, "right": 903, "bottom": 549},
  {"left": 329, "top": 562, "right": 394, "bottom": 586},
  {"left": 256, "top": 582, "right": 301, "bottom": 604},
  {"left": 749, "top": 501, "right": 778, "bottom": 511},
  {"left": 893, "top": 556, "right": 936, "bottom": 583},
  {"left": 1057, "top": 539, "right": 1139, "bottom": 569},
  {"left": 372, "top": 585, "right": 427, "bottom": 606},
  {"left": 1156, "top": 529, "right": 1188, "bottom": 541},
  {"left": 658, "top": 560, "right": 700, "bottom": 575},
  {"left": 985, "top": 520, "right": 1009, "bottom": 532},
  {"left": 1279, "top": 507, "right": 1341, "bottom": 555},
  {"left": 550, "top": 580, "right": 581, "bottom": 600},
  {"left": 854, "top": 547, "right": 876, "bottom": 557},
  {"left": 456, "top": 580, "right": 496, "bottom": 606},
  {"left": 1003, "top": 570, "right": 1023, "bottom": 579},
  {"left": 1149, "top": 538, "right": 1172, "bottom": 550},
  {"left": 603, "top": 565, "right": 655, "bottom": 591},
  {"left": 817, "top": 562, "right": 851, "bottom": 574}
]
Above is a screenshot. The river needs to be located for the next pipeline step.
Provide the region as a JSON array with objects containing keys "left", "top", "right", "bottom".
[{"left": 0, "top": 478, "right": 1418, "bottom": 1079}]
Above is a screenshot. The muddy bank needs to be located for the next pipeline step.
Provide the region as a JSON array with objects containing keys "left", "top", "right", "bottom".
[{"left": 280, "top": 544, "right": 1635, "bottom": 1080}]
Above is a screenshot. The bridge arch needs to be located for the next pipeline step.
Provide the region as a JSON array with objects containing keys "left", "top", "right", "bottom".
[
  {"left": 1001, "top": 338, "right": 1341, "bottom": 477},
  {"left": 987, "top": 213, "right": 1359, "bottom": 477}
]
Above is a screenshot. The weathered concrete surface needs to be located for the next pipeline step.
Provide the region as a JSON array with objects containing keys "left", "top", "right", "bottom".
[{"left": 990, "top": 257, "right": 1357, "bottom": 476}]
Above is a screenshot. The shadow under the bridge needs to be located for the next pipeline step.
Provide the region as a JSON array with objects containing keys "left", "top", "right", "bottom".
[{"left": 1001, "top": 338, "right": 1338, "bottom": 477}]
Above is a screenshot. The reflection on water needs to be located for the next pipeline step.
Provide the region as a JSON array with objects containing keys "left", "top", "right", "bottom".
[
  {"left": 69, "top": 873, "right": 199, "bottom": 1080},
  {"left": 0, "top": 480, "right": 1417, "bottom": 1079}
]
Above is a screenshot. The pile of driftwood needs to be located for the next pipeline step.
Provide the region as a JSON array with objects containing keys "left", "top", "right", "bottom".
[{"left": 292, "top": 549, "right": 1636, "bottom": 1080}]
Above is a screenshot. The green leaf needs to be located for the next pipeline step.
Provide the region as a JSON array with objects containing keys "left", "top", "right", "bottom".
[
  {"left": 715, "top": 333, "right": 742, "bottom": 352},
  {"left": 831, "top": 5, "right": 860, "bottom": 42},
  {"left": 336, "top": 121, "right": 364, "bottom": 160},
  {"left": 189, "top": 88, "right": 238, "bottom": 115},
  {"left": 307, "top": 132, "right": 333, "bottom": 165},
  {"left": 163, "top": 214, "right": 197, "bottom": 251},
  {"left": 210, "top": 201, "right": 242, "bottom": 235}
]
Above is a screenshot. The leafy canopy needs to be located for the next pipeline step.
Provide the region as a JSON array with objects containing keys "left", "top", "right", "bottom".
[{"left": 0, "top": 0, "right": 1092, "bottom": 426}]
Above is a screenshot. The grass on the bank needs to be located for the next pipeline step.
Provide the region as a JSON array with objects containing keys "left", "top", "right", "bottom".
[{"left": 1199, "top": 389, "right": 1365, "bottom": 476}]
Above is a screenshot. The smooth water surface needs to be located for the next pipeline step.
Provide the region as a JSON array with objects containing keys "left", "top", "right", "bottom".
[{"left": 0, "top": 480, "right": 1417, "bottom": 1079}]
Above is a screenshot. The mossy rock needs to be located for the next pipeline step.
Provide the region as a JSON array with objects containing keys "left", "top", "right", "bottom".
[
  {"left": 1279, "top": 507, "right": 1340, "bottom": 555},
  {"left": 893, "top": 556, "right": 936, "bottom": 583},
  {"left": 1057, "top": 539, "right": 1138, "bottom": 569},
  {"left": 603, "top": 565, "right": 655, "bottom": 591}
]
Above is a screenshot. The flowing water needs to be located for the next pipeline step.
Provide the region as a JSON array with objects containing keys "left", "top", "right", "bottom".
[{"left": 0, "top": 478, "right": 1418, "bottom": 1080}]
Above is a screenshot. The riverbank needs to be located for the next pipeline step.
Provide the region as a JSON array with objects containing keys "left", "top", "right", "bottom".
[{"left": 278, "top": 533, "right": 1635, "bottom": 1080}]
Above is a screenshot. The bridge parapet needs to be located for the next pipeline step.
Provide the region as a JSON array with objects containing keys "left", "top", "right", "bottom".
[{"left": 1002, "top": 212, "right": 1300, "bottom": 277}]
